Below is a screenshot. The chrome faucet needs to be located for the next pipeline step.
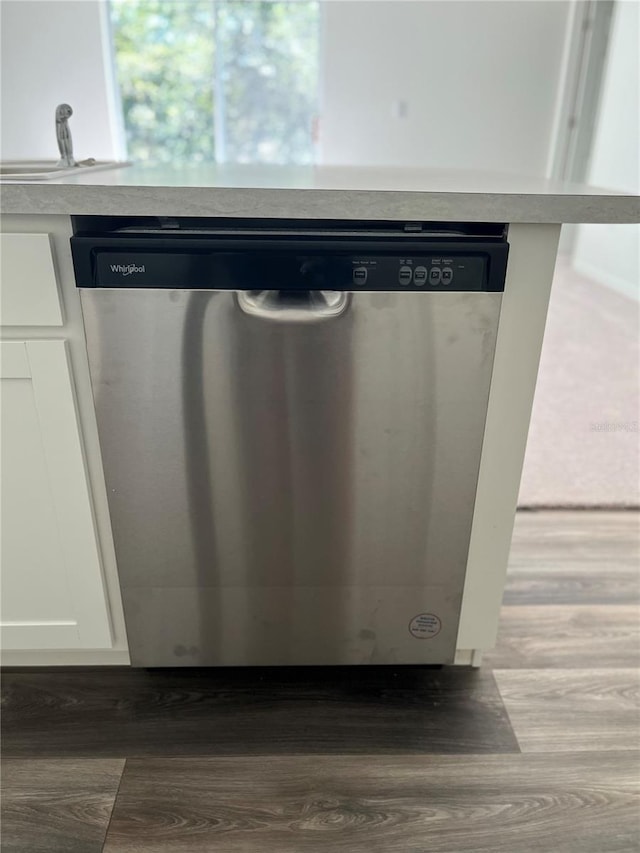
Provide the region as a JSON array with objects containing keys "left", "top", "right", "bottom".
[{"left": 55, "top": 103, "right": 77, "bottom": 167}]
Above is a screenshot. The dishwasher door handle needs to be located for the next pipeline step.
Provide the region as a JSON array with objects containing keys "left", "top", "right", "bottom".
[{"left": 236, "top": 290, "right": 350, "bottom": 323}]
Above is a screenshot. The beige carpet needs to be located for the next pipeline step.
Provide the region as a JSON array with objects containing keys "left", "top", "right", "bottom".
[{"left": 518, "top": 257, "right": 639, "bottom": 507}]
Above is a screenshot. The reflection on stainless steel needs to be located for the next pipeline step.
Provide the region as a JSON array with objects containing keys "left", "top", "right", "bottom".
[
  {"left": 181, "top": 291, "right": 220, "bottom": 660},
  {"left": 81, "top": 289, "right": 501, "bottom": 666},
  {"left": 236, "top": 289, "right": 350, "bottom": 322}
]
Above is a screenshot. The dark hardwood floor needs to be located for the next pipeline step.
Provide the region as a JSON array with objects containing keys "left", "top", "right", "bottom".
[
  {"left": 494, "top": 668, "right": 640, "bottom": 753},
  {"left": 0, "top": 667, "right": 518, "bottom": 757},
  {"left": 485, "top": 604, "right": 640, "bottom": 668},
  {"left": 2, "top": 511, "right": 639, "bottom": 852},
  {"left": 102, "top": 753, "right": 639, "bottom": 853},
  {"left": 1, "top": 759, "right": 124, "bottom": 853}
]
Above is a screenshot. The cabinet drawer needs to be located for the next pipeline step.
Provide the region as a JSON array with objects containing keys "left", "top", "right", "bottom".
[{"left": 1, "top": 233, "right": 63, "bottom": 326}]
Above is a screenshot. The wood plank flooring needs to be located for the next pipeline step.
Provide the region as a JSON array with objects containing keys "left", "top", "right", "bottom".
[
  {"left": 494, "top": 669, "right": 640, "bottom": 752},
  {"left": 1, "top": 759, "right": 124, "bottom": 853},
  {"left": 0, "top": 667, "right": 518, "bottom": 757},
  {"left": 2, "top": 511, "right": 639, "bottom": 852},
  {"left": 486, "top": 604, "right": 640, "bottom": 668},
  {"left": 502, "top": 511, "right": 639, "bottom": 607},
  {"left": 102, "top": 753, "right": 640, "bottom": 853}
]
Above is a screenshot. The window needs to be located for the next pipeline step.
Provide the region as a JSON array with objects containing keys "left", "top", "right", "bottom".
[{"left": 109, "top": 0, "right": 320, "bottom": 165}]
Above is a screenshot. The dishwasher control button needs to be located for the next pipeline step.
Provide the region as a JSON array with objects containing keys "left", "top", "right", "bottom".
[
  {"left": 398, "top": 265, "right": 413, "bottom": 285},
  {"left": 429, "top": 267, "right": 442, "bottom": 285},
  {"left": 413, "top": 266, "right": 427, "bottom": 285},
  {"left": 441, "top": 267, "right": 454, "bottom": 285},
  {"left": 353, "top": 266, "right": 368, "bottom": 285}
]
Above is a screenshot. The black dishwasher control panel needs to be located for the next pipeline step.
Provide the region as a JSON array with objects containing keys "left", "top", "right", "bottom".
[{"left": 72, "top": 234, "right": 508, "bottom": 292}]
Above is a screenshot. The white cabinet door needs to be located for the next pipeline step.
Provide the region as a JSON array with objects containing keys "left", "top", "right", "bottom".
[{"left": 1, "top": 340, "right": 112, "bottom": 649}]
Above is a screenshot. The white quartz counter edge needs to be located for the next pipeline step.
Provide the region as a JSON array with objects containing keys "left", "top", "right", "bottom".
[{"left": 2, "top": 183, "right": 639, "bottom": 223}]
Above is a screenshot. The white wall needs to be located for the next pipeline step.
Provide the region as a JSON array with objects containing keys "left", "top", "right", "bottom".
[
  {"left": 572, "top": 0, "right": 640, "bottom": 301},
  {"left": 0, "top": 0, "right": 124, "bottom": 161},
  {"left": 1, "top": 0, "right": 572, "bottom": 175},
  {"left": 319, "top": 1, "right": 572, "bottom": 175}
]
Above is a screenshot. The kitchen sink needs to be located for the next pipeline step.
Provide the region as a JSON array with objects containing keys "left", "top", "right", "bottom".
[{"left": 0, "top": 160, "right": 130, "bottom": 181}]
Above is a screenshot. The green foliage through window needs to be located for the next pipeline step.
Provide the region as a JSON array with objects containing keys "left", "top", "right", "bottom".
[{"left": 109, "top": 0, "right": 319, "bottom": 165}]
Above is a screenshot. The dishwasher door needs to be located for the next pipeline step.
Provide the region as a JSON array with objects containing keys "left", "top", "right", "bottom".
[{"left": 81, "top": 287, "right": 502, "bottom": 665}]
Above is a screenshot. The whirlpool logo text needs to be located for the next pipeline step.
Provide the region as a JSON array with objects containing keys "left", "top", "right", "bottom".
[{"left": 110, "top": 263, "right": 146, "bottom": 276}]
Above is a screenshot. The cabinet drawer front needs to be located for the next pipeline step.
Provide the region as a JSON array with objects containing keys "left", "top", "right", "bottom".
[{"left": 1, "top": 233, "right": 63, "bottom": 326}]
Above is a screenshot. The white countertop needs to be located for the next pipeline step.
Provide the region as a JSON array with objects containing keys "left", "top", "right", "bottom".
[{"left": 1, "top": 163, "right": 638, "bottom": 223}]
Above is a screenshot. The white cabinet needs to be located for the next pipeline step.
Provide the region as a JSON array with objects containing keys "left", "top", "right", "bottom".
[
  {"left": 0, "top": 233, "right": 63, "bottom": 326},
  {"left": 1, "top": 340, "right": 112, "bottom": 649},
  {"left": 0, "top": 224, "right": 125, "bottom": 660}
]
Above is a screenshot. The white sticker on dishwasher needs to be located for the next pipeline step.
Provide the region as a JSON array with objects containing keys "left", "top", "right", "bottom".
[{"left": 408, "top": 613, "right": 441, "bottom": 639}]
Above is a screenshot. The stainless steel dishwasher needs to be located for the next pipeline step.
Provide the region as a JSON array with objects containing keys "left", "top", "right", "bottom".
[{"left": 72, "top": 219, "right": 508, "bottom": 666}]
